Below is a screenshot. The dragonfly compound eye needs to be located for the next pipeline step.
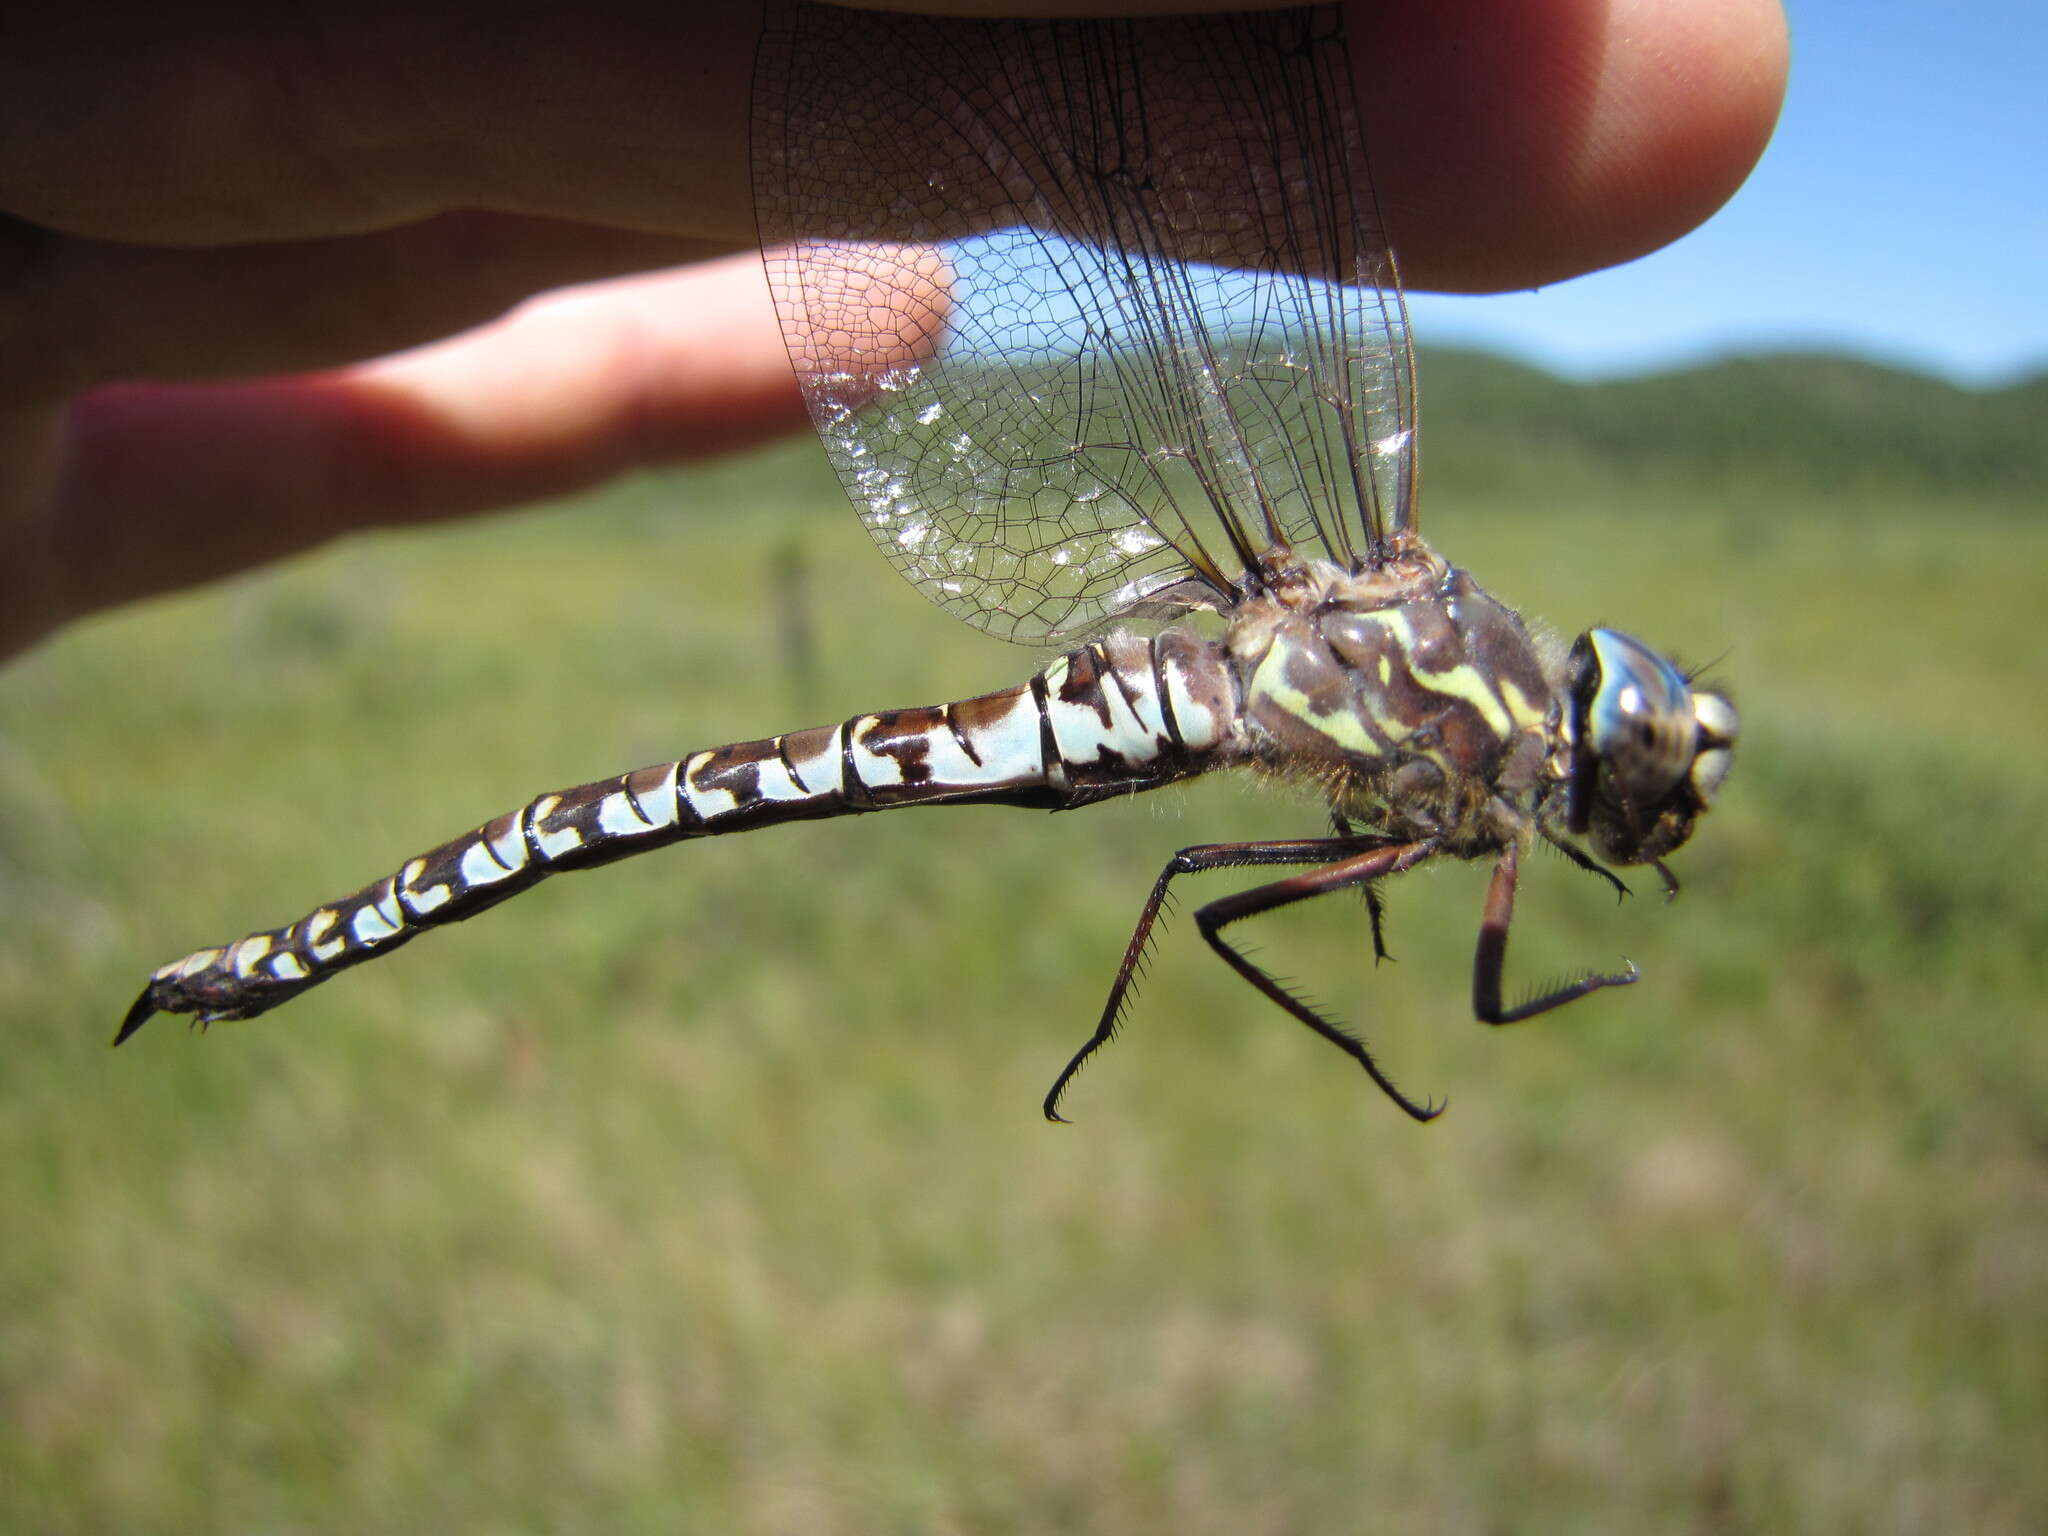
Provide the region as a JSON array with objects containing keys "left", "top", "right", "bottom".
[{"left": 1565, "top": 629, "right": 1734, "bottom": 864}]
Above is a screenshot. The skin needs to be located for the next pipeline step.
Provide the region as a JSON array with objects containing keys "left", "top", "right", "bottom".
[{"left": 0, "top": 0, "right": 1787, "bottom": 662}]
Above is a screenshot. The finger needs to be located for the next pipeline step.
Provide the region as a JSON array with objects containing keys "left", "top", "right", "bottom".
[
  {"left": 2, "top": 1, "right": 1784, "bottom": 294},
  {"left": 18, "top": 257, "right": 804, "bottom": 657},
  {"left": 1354, "top": 0, "right": 1789, "bottom": 292},
  {"left": 3, "top": 214, "right": 733, "bottom": 403},
  {"left": 0, "top": 5, "right": 764, "bottom": 246},
  {"left": 925, "top": 0, "right": 1787, "bottom": 290}
]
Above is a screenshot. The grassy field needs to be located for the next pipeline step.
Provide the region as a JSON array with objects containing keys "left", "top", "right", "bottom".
[{"left": 4, "top": 369, "right": 2045, "bottom": 1530}]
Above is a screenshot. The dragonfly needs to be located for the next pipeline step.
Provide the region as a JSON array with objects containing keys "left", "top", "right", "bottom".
[{"left": 118, "top": 3, "right": 1738, "bottom": 1121}]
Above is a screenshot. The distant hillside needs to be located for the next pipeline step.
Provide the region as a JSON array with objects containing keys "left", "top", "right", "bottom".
[
  {"left": 736, "top": 344, "right": 2043, "bottom": 512},
  {"left": 1417, "top": 346, "right": 2046, "bottom": 501}
]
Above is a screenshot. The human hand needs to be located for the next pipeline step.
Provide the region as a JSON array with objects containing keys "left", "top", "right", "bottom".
[{"left": 0, "top": 0, "right": 1785, "bottom": 662}]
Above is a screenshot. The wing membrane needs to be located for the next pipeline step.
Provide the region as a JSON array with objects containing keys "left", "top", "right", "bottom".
[{"left": 755, "top": 3, "right": 1415, "bottom": 642}]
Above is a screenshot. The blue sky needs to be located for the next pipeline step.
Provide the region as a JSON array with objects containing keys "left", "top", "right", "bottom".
[{"left": 1407, "top": 0, "right": 2047, "bottom": 385}]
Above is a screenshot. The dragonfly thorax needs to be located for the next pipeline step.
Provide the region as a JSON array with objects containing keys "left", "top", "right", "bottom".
[{"left": 1227, "top": 548, "right": 1563, "bottom": 853}]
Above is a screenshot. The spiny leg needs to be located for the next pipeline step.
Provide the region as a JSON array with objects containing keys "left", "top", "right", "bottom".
[
  {"left": 1364, "top": 883, "right": 1393, "bottom": 964},
  {"left": 1473, "top": 839, "right": 1639, "bottom": 1025},
  {"left": 1192, "top": 840, "right": 1444, "bottom": 1123},
  {"left": 1541, "top": 830, "right": 1632, "bottom": 903},
  {"left": 1333, "top": 812, "right": 1395, "bottom": 964},
  {"left": 1043, "top": 835, "right": 1398, "bottom": 1122}
]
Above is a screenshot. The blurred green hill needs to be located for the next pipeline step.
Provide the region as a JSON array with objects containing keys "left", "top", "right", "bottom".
[{"left": 1418, "top": 344, "right": 2046, "bottom": 503}]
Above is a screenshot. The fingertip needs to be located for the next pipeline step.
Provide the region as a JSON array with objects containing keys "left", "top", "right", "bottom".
[{"left": 1353, "top": 0, "right": 1789, "bottom": 292}]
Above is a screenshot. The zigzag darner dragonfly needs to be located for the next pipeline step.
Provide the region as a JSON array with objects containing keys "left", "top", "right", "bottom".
[{"left": 119, "top": 3, "right": 1738, "bottom": 1121}]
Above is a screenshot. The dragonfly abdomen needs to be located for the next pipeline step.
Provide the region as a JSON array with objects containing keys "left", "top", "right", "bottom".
[{"left": 118, "top": 629, "right": 1238, "bottom": 1039}]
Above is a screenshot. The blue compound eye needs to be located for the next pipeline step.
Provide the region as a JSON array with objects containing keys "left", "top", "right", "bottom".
[
  {"left": 1563, "top": 629, "right": 1736, "bottom": 865},
  {"left": 1582, "top": 629, "right": 1696, "bottom": 809}
]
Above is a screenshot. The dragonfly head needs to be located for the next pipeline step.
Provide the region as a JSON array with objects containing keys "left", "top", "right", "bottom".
[{"left": 1560, "top": 629, "right": 1739, "bottom": 869}]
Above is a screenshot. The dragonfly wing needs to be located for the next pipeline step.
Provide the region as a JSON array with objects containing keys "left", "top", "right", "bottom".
[{"left": 754, "top": 3, "right": 1417, "bottom": 643}]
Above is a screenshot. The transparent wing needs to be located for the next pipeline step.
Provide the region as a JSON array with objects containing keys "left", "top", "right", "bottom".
[{"left": 754, "top": 3, "right": 1416, "bottom": 642}]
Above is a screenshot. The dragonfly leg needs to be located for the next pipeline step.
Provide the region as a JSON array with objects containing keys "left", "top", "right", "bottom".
[
  {"left": 1364, "top": 884, "right": 1393, "bottom": 962},
  {"left": 1541, "top": 829, "right": 1633, "bottom": 903},
  {"left": 1190, "top": 839, "right": 1445, "bottom": 1123},
  {"left": 1043, "top": 835, "right": 1396, "bottom": 1122},
  {"left": 1333, "top": 812, "right": 1395, "bottom": 963},
  {"left": 1473, "top": 839, "right": 1639, "bottom": 1025}
]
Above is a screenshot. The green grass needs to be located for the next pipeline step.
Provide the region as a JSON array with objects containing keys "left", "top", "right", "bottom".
[{"left": 4, "top": 419, "right": 2045, "bottom": 1531}]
